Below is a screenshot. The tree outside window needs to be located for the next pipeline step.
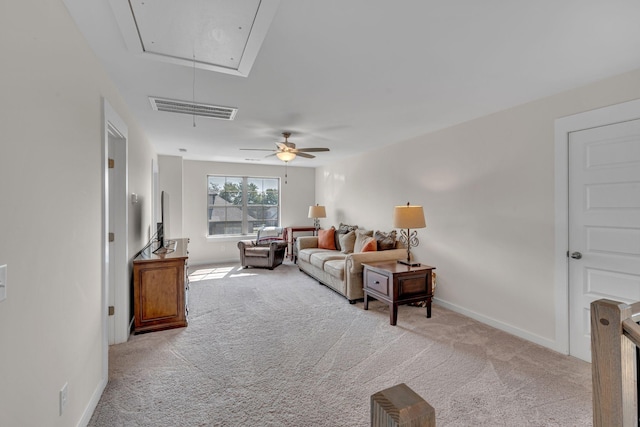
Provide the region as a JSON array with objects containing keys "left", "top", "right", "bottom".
[{"left": 207, "top": 175, "right": 280, "bottom": 236}]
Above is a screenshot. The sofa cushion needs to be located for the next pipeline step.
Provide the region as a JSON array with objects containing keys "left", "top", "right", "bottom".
[
  {"left": 361, "top": 237, "right": 377, "bottom": 252},
  {"left": 298, "top": 248, "right": 333, "bottom": 263},
  {"left": 339, "top": 230, "right": 356, "bottom": 254},
  {"left": 318, "top": 227, "right": 337, "bottom": 250},
  {"left": 310, "top": 251, "right": 346, "bottom": 269},
  {"left": 375, "top": 230, "right": 397, "bottom": 251},
  {"left": 324, "top": 260, "right": 345, "bottom": 281},
  {"left": 354, "top": 229, "right": 374, "bottom": 253}
]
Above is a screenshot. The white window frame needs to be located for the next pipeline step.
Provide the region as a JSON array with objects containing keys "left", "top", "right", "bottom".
[{"left": 207, "top": 175, "right": 281, "bottom": 237}]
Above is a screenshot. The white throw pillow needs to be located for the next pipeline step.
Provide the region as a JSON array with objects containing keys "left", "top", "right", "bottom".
[{"left": 353, "top": 229, "right": 373, "bottom": 253}]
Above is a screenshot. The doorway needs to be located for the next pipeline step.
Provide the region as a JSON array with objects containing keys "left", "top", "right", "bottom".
[
  {"left": 555, "top": 98, "right": 640, "bottom": 362},
  {"left": 103, "top": 99, "right": 129, "bottom": 357},
  {"left": 107, "top": 126, "right": 128, "bottom": 345}
]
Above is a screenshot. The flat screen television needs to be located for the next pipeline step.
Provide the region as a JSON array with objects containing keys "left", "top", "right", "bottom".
[{"left": 154, "top": 190, "right": 170, "bottom": 252}]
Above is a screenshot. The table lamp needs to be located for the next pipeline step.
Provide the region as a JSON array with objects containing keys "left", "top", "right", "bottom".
[
  {"left": 393, "top": 202, "right": 426, "bottom": 266},
  {"left": 308, "top": 204, "right": 326, "bottom": 234}
]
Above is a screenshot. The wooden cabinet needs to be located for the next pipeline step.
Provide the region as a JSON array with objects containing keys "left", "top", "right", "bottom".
[
  {"left": 133, "top": 238, "right": 189, "bottom": 334},
  {"left": 363, "top": 261, "right": 435, "bottom": 326}
]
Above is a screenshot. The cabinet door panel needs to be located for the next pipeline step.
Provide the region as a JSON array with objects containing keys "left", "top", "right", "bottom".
[
  {"left": 140, "top": 266, "right": 181, "bottom": 320},
  {"left": 399, "top": 275, "right": 427, "bottom": 295}
]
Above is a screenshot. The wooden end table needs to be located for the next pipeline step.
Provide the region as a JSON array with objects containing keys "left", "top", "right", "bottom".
[{"left": 363, "top": 261, "right": 435, "bottom": 326}]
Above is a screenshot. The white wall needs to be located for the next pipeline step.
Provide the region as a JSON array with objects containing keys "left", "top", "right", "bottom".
[
  {"left": 181, "top": 160, "right": 316, "bottom": 265},
  {"left": 0, "top": 1, "right": 155, "bottom": 425},
  {"left": 316, "top": 68, "right": 640, "bottom": 352}
]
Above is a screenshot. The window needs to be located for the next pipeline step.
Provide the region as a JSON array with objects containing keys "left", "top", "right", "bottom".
[{"left": 207, "top": 175, "right": 280, "bottom": 236}]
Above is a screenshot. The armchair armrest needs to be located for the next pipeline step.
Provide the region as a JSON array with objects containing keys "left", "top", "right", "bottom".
[
  {"left": 270, "top": 240, "right": 288, "bottom": 250},
  {"left": 238, "top": 239, "right": 256, "bottom": 249}
]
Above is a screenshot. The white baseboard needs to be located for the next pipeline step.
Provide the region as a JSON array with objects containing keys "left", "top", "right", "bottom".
[
  {"left": 77, "top": 377, "right": 107, "bottom": 427},
  {"left": 434, "top": 297, "right": 566, "bottom": 355}
]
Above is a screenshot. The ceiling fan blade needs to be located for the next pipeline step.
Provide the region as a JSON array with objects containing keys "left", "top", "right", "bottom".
[
  {"left": 265, "top": 152, "right": 278, "bottom": 158},
  {"left": 240, "top": 148, "right": 277, "bottom": 151},
  {"left": 296, "top": 152, "right": 315, "bottom": 159},
  {"left": 294, "top": 147, "right": 330, "bottom": 153},
  {"left": 276, "top": 142, "right": 289, "bottom": 150}
]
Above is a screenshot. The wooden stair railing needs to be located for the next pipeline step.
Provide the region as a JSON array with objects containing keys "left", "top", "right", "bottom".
[
  {"left": 591, "top": 299, "right": 640, "bottom": 426},
  {"left": 371, "top": 383, "right": 435, "bottom": 427}
]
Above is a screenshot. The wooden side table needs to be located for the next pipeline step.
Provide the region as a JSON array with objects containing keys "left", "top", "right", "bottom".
[
  {"left": 363, "top": 261, "right": 435, "bottom": 326},
  {"left": 285, "top": 226, "right": 316, "bottom": 261}
]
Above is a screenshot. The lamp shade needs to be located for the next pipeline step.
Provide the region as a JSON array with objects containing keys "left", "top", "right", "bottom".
[
  {"left": 393, "top": 204, "right": 426, "bottom": 229},
  {"left": 276, "top": 151, "right": 296, "bottom": 162},
  {"left": 308, "top": 205, "right": 326, "bottom": 219}
]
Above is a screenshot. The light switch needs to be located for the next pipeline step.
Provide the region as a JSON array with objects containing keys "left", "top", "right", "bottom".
[{"left": 0, "top": 264, "right": 6, "bottom": 302}]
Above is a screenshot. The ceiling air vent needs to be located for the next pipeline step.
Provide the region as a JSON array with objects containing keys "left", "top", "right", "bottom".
[{"left": 149, "top": 97, "right": 238, "bottom": 120}]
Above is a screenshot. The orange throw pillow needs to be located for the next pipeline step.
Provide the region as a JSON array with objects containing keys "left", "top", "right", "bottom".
[
  {"left": 361, "top": 236, "right": 377, "bottom": 252},
  {"left": 318, "top": 227, "right": 337, "bottom": 250}
]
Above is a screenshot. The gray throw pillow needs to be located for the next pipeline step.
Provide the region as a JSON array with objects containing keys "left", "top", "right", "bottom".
[
  {"left": 339, "top": 230, "right": 356, "bottom": 254},
  {"left": 334, "top": 229, "right": 342, "bottom": 252},
  {"left": 338, "top": 223, "right": 358, "bottom": 233},
  {"left": 336, "top": 223, "right": 358, "bottom": 252},
  {"left": 375, "top": 230, "right": 397, "bottom": 251}
]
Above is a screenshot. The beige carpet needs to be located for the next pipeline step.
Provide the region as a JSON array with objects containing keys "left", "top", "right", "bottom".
[{"left": 89, "top": 261, "right": 592, "bottom": 426}]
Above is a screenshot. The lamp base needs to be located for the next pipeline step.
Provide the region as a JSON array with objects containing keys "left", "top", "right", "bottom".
[{"left": 398, "top": 259, "right": 421, "bottom": 267}]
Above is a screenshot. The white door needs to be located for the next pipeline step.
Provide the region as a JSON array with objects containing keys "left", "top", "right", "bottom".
[
  {"left": 108, "top": 138, "right": 116, "bottom": 344},
  {"left": 107, "top": 129, "right": 128, "bottom": 345},
  {"left": 569, "top": 119, "right": 640, "bottom": 362}
]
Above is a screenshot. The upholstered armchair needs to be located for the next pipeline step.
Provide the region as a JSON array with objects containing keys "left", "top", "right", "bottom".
[{"left": 237, "top": 227, "right": 288, "bottom": 269}]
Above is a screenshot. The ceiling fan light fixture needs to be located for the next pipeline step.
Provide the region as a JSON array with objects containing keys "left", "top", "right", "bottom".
[{"left": 276, "top": 151, "right": 296, "bottom": 162}]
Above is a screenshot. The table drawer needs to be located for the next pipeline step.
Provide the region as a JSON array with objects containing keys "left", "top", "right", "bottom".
[{"left": 366, "top": 270, "right": 389, "bottom": 296}]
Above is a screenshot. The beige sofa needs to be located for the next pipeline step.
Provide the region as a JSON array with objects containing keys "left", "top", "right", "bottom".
[{"left": 296, "top": 233, "right": 406, "bottom": 303}]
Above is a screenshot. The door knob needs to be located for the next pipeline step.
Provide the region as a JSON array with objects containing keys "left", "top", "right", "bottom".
[{"left": 570, "top": 252, "right": 582, "bottom": 259}]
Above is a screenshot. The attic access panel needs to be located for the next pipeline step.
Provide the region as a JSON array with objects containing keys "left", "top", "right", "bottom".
[{"left": 110, "top": 0, "right": 279, "bottom": 76}]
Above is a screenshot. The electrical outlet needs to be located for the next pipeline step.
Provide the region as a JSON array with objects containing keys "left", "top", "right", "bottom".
[
  {"left": 0, "top": 264, "right": 6, "bottom": 302},
  {"left": 60, "top": 382, "right": 68, "bottom": 415}
]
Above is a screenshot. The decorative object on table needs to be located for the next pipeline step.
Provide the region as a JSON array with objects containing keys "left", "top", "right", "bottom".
[
  {"left": 308, "top": 204, "right": 326, "bottom": 234},
  {"left": 393, "top": 202, "right": 426, "bottom": 267}
]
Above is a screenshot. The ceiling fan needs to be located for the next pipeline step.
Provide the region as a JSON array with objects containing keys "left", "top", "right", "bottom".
[{"left": 240, "top": 132, "right": 329, "bottom": 162}]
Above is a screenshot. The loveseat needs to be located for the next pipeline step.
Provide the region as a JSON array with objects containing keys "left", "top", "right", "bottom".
[{"left": 296, "top": 225, "right": 407, "bottom": 303}]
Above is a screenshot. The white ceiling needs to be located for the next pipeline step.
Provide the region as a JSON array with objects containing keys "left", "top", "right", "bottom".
[{"left": 63, "top": 0, "right": 640, "bottom": 167}]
